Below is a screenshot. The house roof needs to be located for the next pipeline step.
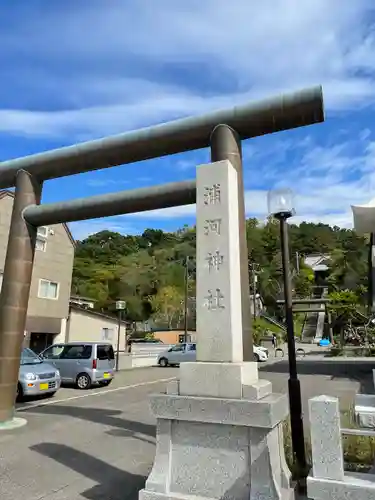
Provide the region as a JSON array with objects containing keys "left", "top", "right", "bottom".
[
  {"left": 0, "top": 189, "right": 75, "bottom": 247},
  {"left": 70, "top": 294, "right": 97, "bottom": 302},
  {"left": 70, "top": 303, "right": 130, "bottom": 325},
  {"left": 304, "top": 253, "right": 331, "bottom": 271}
]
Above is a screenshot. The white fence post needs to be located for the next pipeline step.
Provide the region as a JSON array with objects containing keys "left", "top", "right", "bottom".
[{"left": 308, "top": 395, "right": 345, "bottom": 481}]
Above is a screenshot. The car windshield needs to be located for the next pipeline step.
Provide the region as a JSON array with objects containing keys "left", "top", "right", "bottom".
[{"left": 20, "top": 347, "right": 43, "bottom": 365}]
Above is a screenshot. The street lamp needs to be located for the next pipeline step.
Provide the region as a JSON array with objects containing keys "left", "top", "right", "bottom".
[
  {"left": 267, "top": 188, "right": 307, "bottom": 474},
  {"left": 351, "top": 198, "right": 375, "bottom": 314},
  {"left": 115, "top": 300, "right": 126, "bottom": 371},
  {"left": 184, "top": 256, "right": 189, "bottom": 343}
]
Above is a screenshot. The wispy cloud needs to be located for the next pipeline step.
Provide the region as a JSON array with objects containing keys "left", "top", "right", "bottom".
[
  {"left": 1, "top": 1, "right": 375, "bottom": 236},
  {"left": 68, "top": 219, "right": 140, "bottom": 241},
  {"left": 0, "top": 1, "right": 375, "bottom": 139},
  {"left": 120, "top": 130, "right": 375, "bottom": 229}
]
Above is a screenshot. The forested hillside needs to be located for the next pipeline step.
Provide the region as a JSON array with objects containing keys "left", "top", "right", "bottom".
[{"left": 72, "top": 218, "right": 369, "bottom": 327}]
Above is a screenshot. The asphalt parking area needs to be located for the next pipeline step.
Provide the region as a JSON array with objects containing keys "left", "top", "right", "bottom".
[
  {"left": 3, "top": 367, "right": 178, "bottom": 500},
  {"left": 1, "top": 360, "right": 371, "bottom": 500}
]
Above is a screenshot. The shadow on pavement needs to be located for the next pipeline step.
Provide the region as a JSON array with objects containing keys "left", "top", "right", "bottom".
[
  {"left": 30, "top": 442, "right": 146, "bottom": 500},
  {"left": 106, "top": 427, "right": 155, "bottom": 443},
  {"left": 260, "top": 358, "right": 374, "bottom": 393},
  {"left": 24, "top": 404, "right": 156, "bottom": 438}
]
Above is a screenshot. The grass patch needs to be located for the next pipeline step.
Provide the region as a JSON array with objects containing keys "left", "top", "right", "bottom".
[
  {"left": 293, "top": 313, "right": 305, "bottom": 337},
  {"left": 254, "top": 313, "right": 305, "bottom": 343},
  {"left": 282, "top": 410, "right": 375, "bottom": 477},
  {"left": 327, "top": 346, "right": 375, "bottom": 357},
  {"left": 254, "top": 317, "right": 282, "bottom": 334}
]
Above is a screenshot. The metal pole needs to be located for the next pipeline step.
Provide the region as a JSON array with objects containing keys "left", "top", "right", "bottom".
[
  {"left": 210, "top": 124, "right": 253, "bottom": 361},
  {"left": 326, "top": 305, "right": 334, "bottom": 344},
  {"left": 0, "top": 170, "right": 42, "bottom": 423},
  {"left": 184, "top": 256, "right": 189, "bottom": 343},
  {"left": 278, "top": 216, "right": 307, "bottom": 474},
  {"left": 368, "top": 232, "right": 375, "bottom": 314},
  {"left": 252, "top": 271, "right": 257, "bottom": 322},
  {"left": 296, "top": 251, "right": 300, "bottom": 274},
  {"left": 277, "top": 298, "right": 330, "bottom": 304},
  {"left": 116, "top": 310, "right": 121, "bottom": 372}
]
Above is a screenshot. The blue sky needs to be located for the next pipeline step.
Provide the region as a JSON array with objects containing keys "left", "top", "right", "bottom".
[{"left": 1, "top": 0, "right": 375, "bottom": 239}]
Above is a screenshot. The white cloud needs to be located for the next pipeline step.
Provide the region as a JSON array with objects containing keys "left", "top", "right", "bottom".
[
  {"left": 119, "top": 132, "right": 375, "bottom": 229},
  {"left": 2, "top": 1, "right": 375, "bottom": 235},
  {"left": 68, "top": 219, "right": 140, "bottom": 240},
  {"left": 0, "top": 1, "right": 375, "bottom": 138}
]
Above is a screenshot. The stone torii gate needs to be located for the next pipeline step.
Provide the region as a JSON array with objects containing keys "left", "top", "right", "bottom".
[{"left": 0, "top": 86, "right": 324, "bottom": 428}]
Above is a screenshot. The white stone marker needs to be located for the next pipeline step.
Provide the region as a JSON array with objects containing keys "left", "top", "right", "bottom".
[
  {"left": 308, "top": 395, "right": 344, "bottom": 481},
  {"left": 195, "top": 159, "right": 243, "bottom": 363},
  {"left": 307, "top": 394, "right": 375, "bottom": 500},
  {"left": 179, "top": 160, "right": 258, "bottom": 398},
  {"left": 139, "top": 160, "right": 294, "bottom": 500}
]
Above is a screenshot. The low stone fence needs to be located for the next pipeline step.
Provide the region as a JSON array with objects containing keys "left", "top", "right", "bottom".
[
  {"left": 307, "top": 394, "right": 375, "bottom": 499},
  {"left": 117, "top": 343, "right": 173, "bottom": 370}
]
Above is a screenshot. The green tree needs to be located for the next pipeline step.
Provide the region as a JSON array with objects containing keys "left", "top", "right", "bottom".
[{"left": 149, "top": 286, "right": 184, "bottom": 329}]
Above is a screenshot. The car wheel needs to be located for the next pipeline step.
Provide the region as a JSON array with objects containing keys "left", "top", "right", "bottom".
[
  {"left": 76, "top": 373, "right": 91, "bottom": 390},
  {"left": 254, "top": 353, "right": 260, "bottom": 362},
  {"left": 16, "top": 383, "right": 23, "bottom": 402},
  {"left": 159, "top": 357, "right": 169, "bottom": 367}
]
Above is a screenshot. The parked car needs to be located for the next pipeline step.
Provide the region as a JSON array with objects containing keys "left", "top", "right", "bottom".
[
  {"left": 40, "top": 342, "right": 115, "bottom": 390},
  {"left": 18, "top": 347, "right": 61, "bottom": 401},
  {"left": 254, "top": 345, "right": 269, "bottom": 361},
  {"left": 157, "top": 343, "right": 268, "bottom": 367}
]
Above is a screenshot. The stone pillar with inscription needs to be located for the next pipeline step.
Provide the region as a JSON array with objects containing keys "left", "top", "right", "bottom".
[{"left": 139, "top": 160, "right": 293, "bottom": 500}]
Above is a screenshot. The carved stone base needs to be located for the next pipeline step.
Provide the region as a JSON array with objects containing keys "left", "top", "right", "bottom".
[{"left": 139, "top": 384, "right": 294, "bottom": 500}]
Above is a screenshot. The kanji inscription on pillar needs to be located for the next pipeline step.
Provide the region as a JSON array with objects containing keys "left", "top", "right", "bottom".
[
  {"left": 196, "top": 160, "right": 243, "bottom": 363},
  {"left": 204, "top": 288, "right": 225, "bottom": 310},
  {"left": 204, "top": 183, "right": 221, "bottom": 205},
  {"left": 206, "top": 250, "right": 224, "bottom": 272},
  {"left": 203, "top": 218, "right": 221, "bottom": 236}
]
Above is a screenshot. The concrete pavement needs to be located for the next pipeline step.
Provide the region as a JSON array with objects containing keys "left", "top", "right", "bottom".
[
  {"left": 3, "top": 368, "right": 177, "bottom": 500},
  {"left": 0, "top": 361, "right": 372, "bottom": 500}
]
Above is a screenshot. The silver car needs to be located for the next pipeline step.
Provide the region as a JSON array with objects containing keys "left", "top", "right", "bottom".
[
  {"left": 40, "top": 342, "right": 115, "bottom": 390},
  {"left": 18, "top": 347, "right": 61, "bottom": 400},
  {"left": 157, "top": 343, "right": 269, "bottom": 366},
  {"left": 157, "top": 343, "right": 197, "bottom": 367}
]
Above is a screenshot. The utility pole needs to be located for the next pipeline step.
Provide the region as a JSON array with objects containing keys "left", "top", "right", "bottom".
[
  {"left": 296, "top": 251, "right": 300, "bottom": 274},
  {"left": 115, "top": 300, "right": 126, "bottom": 372},
  {"left": 184, "top": 256, "right": 189, "bottom": 343},
  {"left": 249, "top": 263, "right": 259, "bottom": 321},
  {"left": 252, "top": 272, "right": 257, "bottom": 321}
]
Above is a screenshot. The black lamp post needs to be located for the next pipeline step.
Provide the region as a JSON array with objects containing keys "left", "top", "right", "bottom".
[
  {"left": 351, "top": 200, "right": 375, "bottom": 314},
  {"left": 183, "top": 256, "right": 189, "bottom": 343},
  {"left": 267, "top": 188, "right": 307, "bottom": 474},
  {"left": 115, "top": 300, "right": 126, "bottom": 371}
]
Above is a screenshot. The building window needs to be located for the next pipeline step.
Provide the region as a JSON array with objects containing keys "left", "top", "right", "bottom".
[
  {"left": 38, "top": 279, "right": 59, "bottom": 300},
  {"left": 37, "top": 226, "right": 49, "bottom": 238},
  {"left": 102, "top": 327, "right": 114, "bottom": 341},
  {"left": 35, "top": 237, "right": 47, "bottom": 252}
]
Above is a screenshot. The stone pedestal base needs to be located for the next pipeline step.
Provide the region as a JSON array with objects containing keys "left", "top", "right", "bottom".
[
  {"left": 355, "top": 394, "right": 375, "bottom": 428},
  {"left": 139, "top": 378, "right": 294, "bottom": 500}
]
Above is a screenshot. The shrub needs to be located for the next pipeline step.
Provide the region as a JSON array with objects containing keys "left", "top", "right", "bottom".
[
  {"left": 282, "top": 413, "right": 375, "bottom": 477},
  {"left": 328, "top": 346, "right": 344, "bottom": 357}
]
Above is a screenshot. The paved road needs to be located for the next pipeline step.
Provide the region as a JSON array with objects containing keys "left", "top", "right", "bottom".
[{"left": 1, "top": 361, "right": 372, "bottom": 500}]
